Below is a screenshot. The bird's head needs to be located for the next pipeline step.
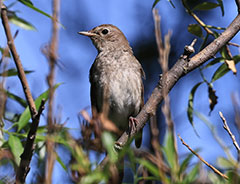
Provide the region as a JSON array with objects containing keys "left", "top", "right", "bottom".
[{"left": 78, "top": 24, "right": 132, "bottom": 53}]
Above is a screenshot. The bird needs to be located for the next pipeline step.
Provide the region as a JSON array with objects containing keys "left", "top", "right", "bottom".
[{"left": 78, "top": 24, "right": 144, "bottom": 148}]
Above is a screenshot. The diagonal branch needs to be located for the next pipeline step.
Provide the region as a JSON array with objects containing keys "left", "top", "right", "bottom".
[{"left": 116, "top": 13, "right": 240, "bottom": 148}]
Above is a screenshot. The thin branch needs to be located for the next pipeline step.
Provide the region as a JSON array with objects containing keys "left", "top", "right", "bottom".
[
  {"left": 44, "top": 0, "right": 60, "bottom": 183},
  {"left": 178, "top": 134, "right": 229, "bottom": 180},
  {"left": 1, "top": 5, "right": 46, "bottom": 183},
  {"left": 16, "top": 99, "right": 45, "bottom": 184},
  {"left": 1, "top": 5, "right": 37, "bottom": 118},
  {"left": 219, "top": 111, "right": 240, "bottom": 160}
]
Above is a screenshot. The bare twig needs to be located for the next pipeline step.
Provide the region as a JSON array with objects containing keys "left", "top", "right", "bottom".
[
  {"left": 152, "top": 9, "right": 178, "bottom": 181},
  {"left": 44, "top": 0, "right": 60, "bottom": 183},
  {"left": 219, "top": 111, "right": 240, "bottom": 161},
  {"left": 178, "top": 134, "right": 229, "bottom": 180}
]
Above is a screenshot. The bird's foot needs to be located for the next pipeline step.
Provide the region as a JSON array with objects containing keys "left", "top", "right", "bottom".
[{"left": 129, "top": 117, "right": 138, "bottom": 136}]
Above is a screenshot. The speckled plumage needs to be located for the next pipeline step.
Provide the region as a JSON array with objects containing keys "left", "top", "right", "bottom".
[{"left": 79, "top": 24, "right": 144, "bottom": 147}]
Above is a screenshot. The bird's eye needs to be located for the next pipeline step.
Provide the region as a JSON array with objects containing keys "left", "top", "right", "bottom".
[{"left": 101, "top": 29, "right": 109, "bottom": 35}]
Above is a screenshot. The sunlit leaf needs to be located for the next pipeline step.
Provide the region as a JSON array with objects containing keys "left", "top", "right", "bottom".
[
  {"left": 187, "top": 82, "right": 203, "bottom": 126},
  {"left": 225, "top": 60, "right": 237, "bottom": 74},
  {"left": 188, "top": 24, "right": 202, "bottom": 38},
  {"left": 8, "top": 134, "right": 24, "bottom": 166},
  {"left": 193, "top": 2, "right": 219, "bottom": 11},
  {"left": 17, "top": 83, "right": 62, "bottom": 132},
  {"left": 18, "top": 0, "right": 52, "bottom": 19},
  {"left": 217, "top": 157, "right": 236, "bottom": 169},
  {"left": 9, "top": 16, "right": 36, "bottom": 30},
  {"left": 102, "top": 132, "right": 117, "bottom": 163},
  {"left": 0, "top": 68, "right": 33, "bottom": 77}
]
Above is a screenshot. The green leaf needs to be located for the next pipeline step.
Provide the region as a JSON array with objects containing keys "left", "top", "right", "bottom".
[
  {"left": 179, "top": 153, "right": 194, "bottom": 175},
  {"left": 0, "top": 47, "right": 11, "bottom": 58},
  {"left": 9, "top": 16, "right": 36, "bottom": 30},
  {"left": 183, "top": 163, "right": 200, "bottom": 183},
  {"left": 187, "top": 82, "right": 203, "bottom": 126},
  {"left": 56, "top": 153, "right": 67, "bottom": 171},
  {"left": 193, "top": 2, "right": 219, "bottom": 11},
  {"left": 6, "top": 90, "right": 27, "bottom": 108},
  {"left": 203, "top": 57, "right": 224, "bottom": 69},
  {"left": 188, "top": 24, "right": 203, "bottom": 38},
  {"left": 17, "top": 83, "right": 62, "bottom": 132},
  {"left": 211, "top": 63, "right": 228, "bottom": 82},
  {"left": 18, "top": 0, "right": 52, "bottom": 19},
  {"left": 137, "top": 158, "right": 160, "bottom": 177},
  {"left": 152, "top": 0, "right": 175, "bottom": 8},
  {"left": 8, "top": 134, "right": 24, "bottom": 166},
  {"left": 0, "top": 68, "right": 33, "bottom": 77},
  {"left": 101, "top": 132, "right": 117, "bottom": 163},
  {"left": 163, "top": 131, "right": 178, "bottom": 174},
  {"left": 152, "top": 0, "right": 160, "bottom": 8},
  {"left": 217, "top": 157, "right": 236, "bottom": 169},
  {"left": 208, "top": 85, "right": 218, "bottom": 114}
]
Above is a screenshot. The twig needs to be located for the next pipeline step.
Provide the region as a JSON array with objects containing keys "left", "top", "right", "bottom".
[
  {"left": 44, "top": 0, "right": 60, "bottom": 183},
  {"left": 152, "top": 9, "right": 178, "bottom": 181},
  {"left": 1, "top": 5, "right": 37, "bottom": 117},
  {"left": 16, "top": 99, "right": 45, "bottom": 183},
  {"left": 219, "top": 111, "right": 240, "bottom": 160},
  {"left": 1, "top": 5, "right": 46, "bottom": 183},
  {"left": 178, "top": 134, "right": 229, "bottom": 180}
]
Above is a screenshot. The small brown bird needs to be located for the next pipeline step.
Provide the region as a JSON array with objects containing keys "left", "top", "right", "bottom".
[{"left": 78, "top": 24, "right": 144, "bottom": 148}]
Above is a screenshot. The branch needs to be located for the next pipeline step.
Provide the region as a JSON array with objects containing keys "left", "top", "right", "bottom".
[
  {"left": 219, "top": 111, "right": 240, "bottom": 157},
  {"left": 178, "top": 135, "right": 228, "bottom": 180},
  {"left": 116, "top": 13, "right": 240, "bottom": 148},
  {"left": 44, "top": 0, "right": 60, "bottom": 183},
  {"left": 0, "top": 5, "right": 46, "bottom": 184}
]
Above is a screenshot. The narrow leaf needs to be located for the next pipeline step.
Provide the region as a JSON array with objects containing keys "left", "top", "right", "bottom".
[
  {"left": 101, "top": 132, "right": 117, "bottom": 163},
  {"left": 137, "top": 159, "right": 160, "bottom": 177},
  {"left": 217, "top": 0, "right": 224, "bottom": 16},
  {"left": 183, "top": 163, "right": 200, "bottom": 183},
  {"left": 203, "top": 57, "right": 224, "bottom": 69},
  {"left": 179, "top": 153, "right": 194, "bottom": 175},
  {"left": 56, "top": 153, "right": 67, "bottom": 171},
  {"left": 0, "top": 68, "right": 33, "bottom": 77},
  {"left": 187, "top": 82, "right": 203, "bottom": 125},
  {"left": 193, "top": 2, "right": 219, "bottom": 11},
  {"left": 6, "top": 90, "right": 27, "bottom": 108},
  {"left": 211, "top": 63, "right": 229, "bottom": 82},
  {"left": 188, "top": 24, "right": 202, "bottom": 38},
  {"left": 9, "top": 16, "right": 36, "bottom": 30},
  {"left": 18, "top": 0, "right": 52, "bottom": 19},
  {"left": 152, "top": 0, "right": 160, "bottom": 8},
  {"left": 17, "top": 83, "right": 62, "bottom": 132},
  {"left": 8, "top": 134, "right": 24, "bottom": 166}
]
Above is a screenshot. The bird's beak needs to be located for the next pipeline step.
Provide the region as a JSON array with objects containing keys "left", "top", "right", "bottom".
[{"left": 78, "top": 31, "right": 96, "bottom": 37}]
